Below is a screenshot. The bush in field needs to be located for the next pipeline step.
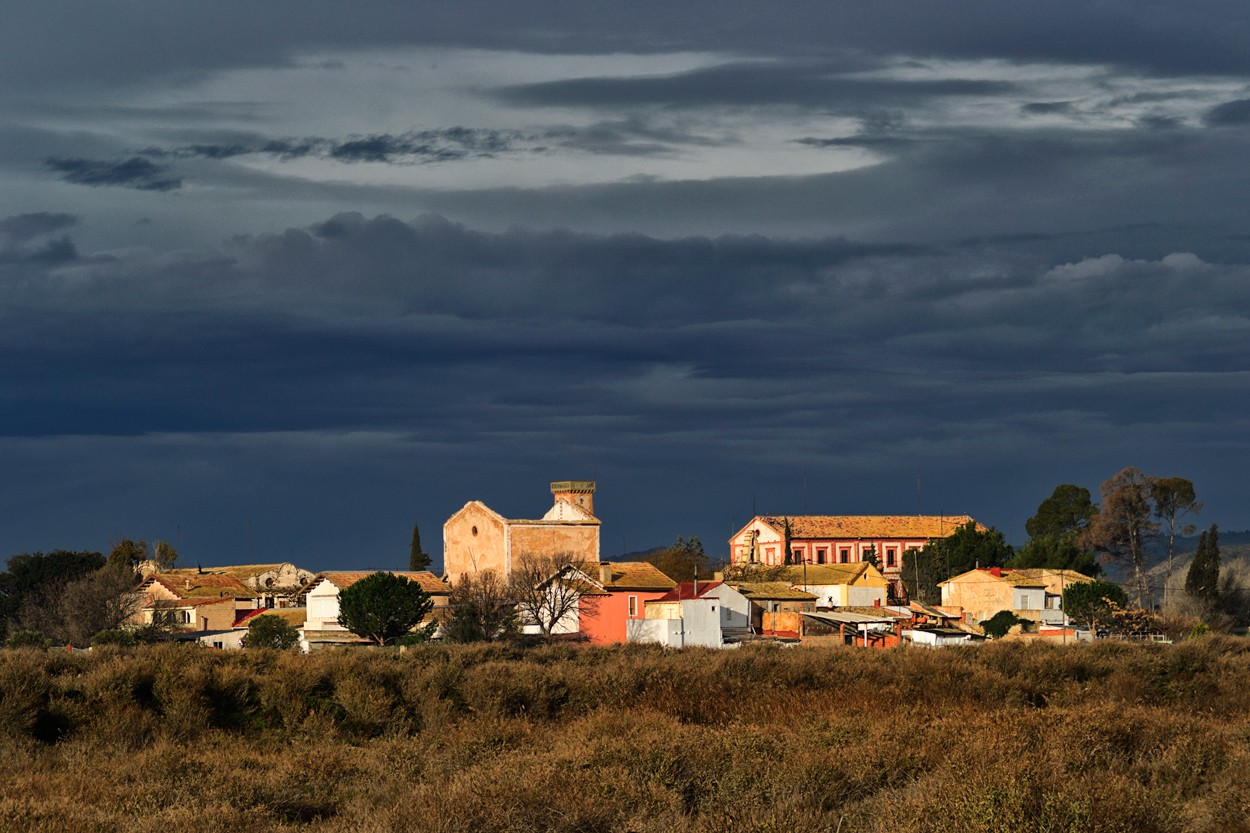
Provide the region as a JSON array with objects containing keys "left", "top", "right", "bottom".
[
  {"left": 5, "top": 630, "right": 49, "bottom": 650},
  {"left": 338, "top": 572, "right": 435, "bottom": 646},
  {"left": 242, "top": 614, "right": 300, "bottom": 650},
  {"left": 90, "top": 629, "right": 137, "bottom": 648},
  {"left": 982, "top": 610, "right": 1024, "bottom": 639}
]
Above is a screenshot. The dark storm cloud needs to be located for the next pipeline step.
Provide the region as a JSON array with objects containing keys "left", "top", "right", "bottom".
[
  {"left": 4, "top": 212, "right": 1250, "bottom": 560},
  {"left": 0, "top": 212, "right": 77, "bottom": 243},
  {"left": 43, "top": 156, "right": 182, "bottom": 191},
  {"left": 0, "top": 213, "right": 79, "bottom": 263},
  {"left": 4, "top": 213, "right": 1248, "bottom": 440},
  {"left": 7, "top": 2, "right": 1250, "bottom": 96},
  {"left": 133, "top": 122, "right": 706, "bottom": 168},
  {"left": 1204, "top": 99, "right": 1250, "bottom": 126},
  {"left": 1022, "top": 102, "right": 1074, "bottom": 114},
  {"left": 496, "top": 60, "right": 1016, "bottom": 110}
]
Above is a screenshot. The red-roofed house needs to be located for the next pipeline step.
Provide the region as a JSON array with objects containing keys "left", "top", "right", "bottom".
[
  {"left": 133, "top": 572, "right": 259, "bottom": 632},
  {"left": 729, "top": 515, "right": 983, "bottom": 600},
  {"left": 634, "top": 580, "right": 753, "bottom": 648}
]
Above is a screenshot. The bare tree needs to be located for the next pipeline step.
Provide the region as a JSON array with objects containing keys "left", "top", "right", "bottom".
[
  {"left": 444, "top": 569, "right": 519, "bottom": 642},
  {"left": 17, "top": 564, "right": 144, "bottom": 647},
  {"left": 1085, "top": 467, "right": 1158, "bottom": 609},
  {"left": 508, "top": 553, "right": 599, "bottom": 641}
]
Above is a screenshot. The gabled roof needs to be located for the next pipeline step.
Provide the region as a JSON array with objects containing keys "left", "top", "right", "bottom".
[
  {"left": 595, "top": 562, "right": 677, "bottom": 591},
  {"left": 140, "top": 573, "right": 254, "bottom": 599},
  {"left": 939, "top": 568, "right": 1046, "bottom": 588},
  {"left": 747, "top": 515, "right": 981, "bottom": 540},
  {"left": 772, "top": 563, "right": 888, "bottom": 586},
  {"left": 652, "top": 581, "right": 723, "bottom": 602},
  {"left": 1010, "top": 568, "right": 1095, "bottom": 585},
  {"left": 309, "top": 571, "right": 451, "bottom": 595},
  {"left": 234, "top": 608, "right": 307, "bottom": 628},
  {"left": 151, "top": 595, "right": 237, "bottom": 609},
  {"left": 730, "top": 582, "right": 819, "bottom": 602}
]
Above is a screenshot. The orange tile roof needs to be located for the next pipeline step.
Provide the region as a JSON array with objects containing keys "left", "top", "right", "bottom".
[
  {"left": 317, "top": 571, "right": 450, "bottom": 595},
  {"left": 757, "top": 515, "right": 981, "bottom": 540},
  {"left": 145, "top": 574, "right": 254, "bottom": 598},
  {"left": 730, "top": 582, "right": 819, "bottom": 601},
  {"left": 596, "top": 562, "right": 677, "bottom": 591}
]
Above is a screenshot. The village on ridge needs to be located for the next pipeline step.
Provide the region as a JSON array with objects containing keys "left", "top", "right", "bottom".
[{"left": 129, "top": 479, "right": 1113, "bottom": 652}]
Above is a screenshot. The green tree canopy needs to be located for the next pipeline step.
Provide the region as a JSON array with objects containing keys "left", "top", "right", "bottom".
[
  {"left": 645, "top": 536, "right": 711, "bottom": 583},
  {"left": 242, "top": 613, "right": 301, "bottom": 650},
  {"left": 1063, "top": 580, "right": 1128, "bottom": 631},
  {"left": 902, "top": 522, "right": 1013, "bottom": 603},
  {"left": 337, "top": 572, "right": 435, "bottom": 646},
  {"left": 981, "top": 610, "right": 1024, "bottom": 639},
  {"left": 1025, "top": 484, "right": 1096, "bottom": 540},
  {"left": 1008, "top": 535, "right": 1101, "bottom": 576}
]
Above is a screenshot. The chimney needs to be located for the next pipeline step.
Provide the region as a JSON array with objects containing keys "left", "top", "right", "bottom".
[
  {"left": 599, "top": 563, "right": 613, "bottom": 585},
  {"left": 990, "top": 566, "right": 1001, "bottom": 577},
  {"left": 184, "top": 578, "right": 191, "bottom": 590},
  {"left": 550, "top": 480, "right": 596, "bottom": 517}
]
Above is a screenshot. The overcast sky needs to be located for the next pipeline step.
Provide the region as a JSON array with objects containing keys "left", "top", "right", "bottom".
[{"left": 3, "top": 2, "right": 1249, "bottom": 571}]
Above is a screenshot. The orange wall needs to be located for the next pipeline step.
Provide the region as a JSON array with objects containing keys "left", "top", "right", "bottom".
[
  {"left": 509, "top": 524, "right": 599, "bottom": 564},
  {"left": 578, "top": 589, "right": 668, "bottom": 644},
  {"left": 444, "top": 505, "right": 508, "bottom": 585}
]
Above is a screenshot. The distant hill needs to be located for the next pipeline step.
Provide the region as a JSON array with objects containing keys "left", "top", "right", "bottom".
[{"left": 602, "top": 547, "right": 668, "bottom": 563}]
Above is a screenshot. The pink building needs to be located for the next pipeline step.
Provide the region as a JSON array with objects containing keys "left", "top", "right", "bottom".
[
  {"left": 729, "top": 515, "right": 981, "bottom": 600},
  {"left": 576, "top": 562, "right": 676, "bottom": 644}
]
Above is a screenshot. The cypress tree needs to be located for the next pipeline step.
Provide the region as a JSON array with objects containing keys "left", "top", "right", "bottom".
[
  {"left": 1185, "top": 524, "right": 1220, "bottom": 610},
  {"left": 409, "top": 523, "right": 431, "bottom": 572}
]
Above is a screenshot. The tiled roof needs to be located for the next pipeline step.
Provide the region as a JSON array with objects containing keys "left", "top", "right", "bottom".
[
  {"left": 316, "top": 571, "right": 451, "bottom": 595},
  {"left": 1011, "top": 568, "right": 1094, "bottom": 585},
  {"left": 145, "top": 574, "right": 254, "bottom": 599},
  {"left": 774, "top": 563, "right": 884, "bottom": 585},
  {"left": 234, "top": 608, "right": 307, "bottom": 628},
  {"left": 756, "top": 515, "right": 981, "bottom": 540},
  {"left": 596, "top": 562, "right": 677, "bottom": 591},
  {"left": 653, "top": 581, "right": 723, "bottom": 602},
  {"left": 731, "top": 582, "right": 818, "bottom": 601},
  {"left": 940, "top": 568, "right": 1046, "bottom": 588},
  {"left": 152, "top": 596, "right": 236, "bottom": 608}
]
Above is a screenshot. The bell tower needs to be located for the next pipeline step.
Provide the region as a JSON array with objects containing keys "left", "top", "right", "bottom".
[{"left": 550, "top": 480, "right": 596, "bottom": 517}]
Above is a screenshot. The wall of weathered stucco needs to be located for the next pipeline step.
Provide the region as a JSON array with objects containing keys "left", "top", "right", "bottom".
[{"left": 443, "top": 503, "right": 509, "bottom": 586}]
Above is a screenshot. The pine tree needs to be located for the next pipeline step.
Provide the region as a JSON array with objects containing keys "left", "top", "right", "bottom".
[
  {"left": 409, "top": 523, "right": 431, "bottom": 572},
  {"left": 1185, "top": 524, "right": 1220, "bottom": 610}
]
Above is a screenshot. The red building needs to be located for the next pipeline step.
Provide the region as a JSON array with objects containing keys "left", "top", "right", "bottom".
[{"left": 728, "top": 515, "right": 981, "bottom": 599}]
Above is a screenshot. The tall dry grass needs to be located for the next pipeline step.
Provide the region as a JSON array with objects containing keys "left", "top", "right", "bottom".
[{"left": 1, "top": 639, "right": 1249, "bottom": 831}]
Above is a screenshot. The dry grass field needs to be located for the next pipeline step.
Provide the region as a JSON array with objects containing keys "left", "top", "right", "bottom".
[{"left": 1, "top": 638, "right": 1249, "bottom": 832}]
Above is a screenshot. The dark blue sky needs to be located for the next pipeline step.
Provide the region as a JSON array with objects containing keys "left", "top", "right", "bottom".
[{"left": 3, "top": 2, "right": 1249, "bottom": 572}]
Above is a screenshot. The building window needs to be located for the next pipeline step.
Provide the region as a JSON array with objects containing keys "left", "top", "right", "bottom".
[
  {"left": 816, "top": 548, "right": 828, "bottom": 564},
  {"left": 792, "top": 548, "right": 803, "bottom": 563},
  {"left": 180, "top": 610, "right": 192, "bottom": 625},
  {"left": 886, "top": 548, "right": 897, "bottom": 568},
  {"left": 839, "top": 548, "right": 850, "bottom": 563},
  {"left": 628, "top": 595, "right": 638, "bottom": 617}
]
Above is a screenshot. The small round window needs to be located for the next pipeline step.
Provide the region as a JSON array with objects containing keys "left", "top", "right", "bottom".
[{"left": 471, "top": 525, "right": 478, "bottom": 536}]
